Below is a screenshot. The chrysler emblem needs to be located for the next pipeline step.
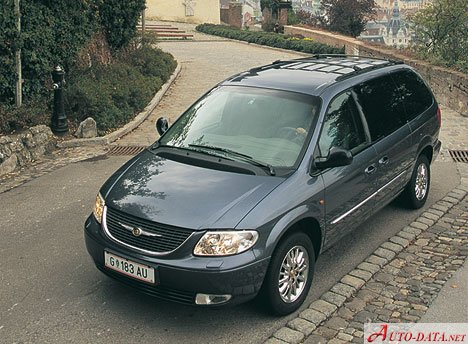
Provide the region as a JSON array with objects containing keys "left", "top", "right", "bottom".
[
  {"left": 132, "top": 227, "right": 142, "bottom": 237},
  {"left": 118, "top": 222, "right": 163, "bottom": 238}
]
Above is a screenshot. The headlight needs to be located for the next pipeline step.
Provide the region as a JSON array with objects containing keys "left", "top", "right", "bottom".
[
  {"left": 93, "top": 193, "right": 105, "bottom": 224},
  {"left": 193, "top": 231, "right": 258, "bottom": 256}
]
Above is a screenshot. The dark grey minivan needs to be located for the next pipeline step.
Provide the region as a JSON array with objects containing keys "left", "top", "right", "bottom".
[{"left": 85, "top": 55, "right": 441, "bottom": 315}]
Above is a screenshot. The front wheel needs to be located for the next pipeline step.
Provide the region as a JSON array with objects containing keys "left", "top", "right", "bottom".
[
  {"left": 260, "top": 232, "right": 315, "bottom": 315},
  {"left": 401, "top": 154, "right": 431, "bottom": 209}
]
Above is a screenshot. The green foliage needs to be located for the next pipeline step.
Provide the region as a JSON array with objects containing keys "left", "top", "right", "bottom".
[
  {"left": 0, "top": 0, "right": 97, "bottom": 103},
  {"left": 295, "top": 9, "right": 323, "bottom": 26},
  {"left": 409, "top": 0, "right": 467, "bottom": 72},
  {"left": 287, "top": 9, "right": 300, "bottom": 25},
  {"left": 321, "top": 0, "right": 376, "bottom": 37},
  {"left": 196, "top": 24, "right": 344, "bottom": 54},
  {"left": 98, "top": 0, "right": 146, "bottom": 50},
  {"left": 0, "top": 0, "right": 17, "bottom": 104},
  {"left": 65, "top": 48, "right": 176, "bottom": 134},
  {"left": 0, "top": 98, "right": 50, "bottom": 134},
  {"left": 0, "top": 0, "right": 146, "bottom": 106},
  {"left": 262, "top": 19, "right": 278, "bottom": 32}
]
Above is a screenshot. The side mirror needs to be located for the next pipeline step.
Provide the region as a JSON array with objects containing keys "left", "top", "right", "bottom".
[
  {"left": 156, "top": 117, "right": 169, "bottom": 136},
  {"left": 314, "top": 147, "right": 353, "bottom": 170}
]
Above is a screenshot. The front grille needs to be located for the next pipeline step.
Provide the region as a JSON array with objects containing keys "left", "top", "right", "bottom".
[
  {"left": 97, "top": 265, "right": 196, "bottom": 304},
  {"left": 104, "top": 206, "right": 194, "bottom": 254}
]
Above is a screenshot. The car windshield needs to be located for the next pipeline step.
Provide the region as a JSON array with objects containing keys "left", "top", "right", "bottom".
[{"left": 159, "top": 86, "right": 321, "bottom": 168}]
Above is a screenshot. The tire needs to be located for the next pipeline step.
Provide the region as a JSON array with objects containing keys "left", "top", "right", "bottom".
[
  {"left": 401, "top": 154, "right": 430, "bottom": 209},
  {"left": 260, "top": 232, "right": 315, "bottom": 316}
]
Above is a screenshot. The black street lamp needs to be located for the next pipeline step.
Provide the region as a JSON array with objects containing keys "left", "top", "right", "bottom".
[{"left": 50, "top": 65, "right": 68, "bottom": 135}]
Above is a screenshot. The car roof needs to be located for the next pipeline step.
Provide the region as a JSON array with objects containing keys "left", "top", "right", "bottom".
[{"left": 220, "top": 55, "right": 405, "bottom": 96}]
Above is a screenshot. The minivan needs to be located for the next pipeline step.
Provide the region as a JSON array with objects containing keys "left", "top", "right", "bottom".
[{"left": 85, "top": 55, "right": 441, "bottom": 315}]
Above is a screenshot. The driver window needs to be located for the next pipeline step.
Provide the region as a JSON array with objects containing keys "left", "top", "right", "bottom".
[{"left": 318, "top": 92, "right": 366, "bottom": 157}]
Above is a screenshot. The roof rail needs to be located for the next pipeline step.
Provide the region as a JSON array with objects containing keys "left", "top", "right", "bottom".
[
  {"left": 266, "top": 54, "right": 404, "bottom": 81},
  {"left": 299, "top": 54, "right": 403, "bottom": 64}
]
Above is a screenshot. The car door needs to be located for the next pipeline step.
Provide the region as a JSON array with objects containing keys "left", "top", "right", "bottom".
[
  {"left": 316, "top": 91, "right": 379, "bottom": 249},
  {"left": 353, "top": 74, "right": 413, "bottom": 212}
]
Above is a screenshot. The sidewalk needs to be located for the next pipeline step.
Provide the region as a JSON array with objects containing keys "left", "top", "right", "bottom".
[{"left": 420, "top": 262, "right": 468, "bottom": 323}]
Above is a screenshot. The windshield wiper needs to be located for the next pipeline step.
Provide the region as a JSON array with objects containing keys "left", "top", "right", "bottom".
[
  {"left": 154, "top": 143, "right": 234, "bottom": 160},
  {"left": 188, "top": 144, "right": 276, "bottom": 176}
]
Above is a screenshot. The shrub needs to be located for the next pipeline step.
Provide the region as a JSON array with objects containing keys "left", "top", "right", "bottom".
[
  {"left": 0, "top": 98, "right": 50, "bottom": 134},
  {"left": 65, "top": 48, "right": 175, "bottom": 134},
  {"left": 98, "top": 0, "right": 146, "bottom": 51},
  {"left": 196, "top": 24, "right": 344, "bottom": 55}
]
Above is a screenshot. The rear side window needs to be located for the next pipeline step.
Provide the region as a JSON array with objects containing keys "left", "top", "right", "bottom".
[
  {"left": 354, "top": 75, "right": 406, "bottom": 141},
  {"left": 391, "top": 69, "right": 434, "bottom": 121}
]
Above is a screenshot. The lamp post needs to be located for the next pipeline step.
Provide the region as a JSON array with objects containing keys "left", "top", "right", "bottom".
[
  {"left": 50, "top": 66, "right": 68, "bottom": 135},
  {"left": 14, "top": 0, "right": 22, "bottom": 107}
]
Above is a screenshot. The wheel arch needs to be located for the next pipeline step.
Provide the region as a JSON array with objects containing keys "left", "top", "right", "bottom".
[
  {"left": 416, "top": 136, "right": 434, "bottom": 164},
  {"left": 266, "top": 208, "right": 323, "bottom": 261}
]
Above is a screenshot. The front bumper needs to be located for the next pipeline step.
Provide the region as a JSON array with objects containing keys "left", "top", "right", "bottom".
[{"left": 84, "top": 215, "right": 269, "bottom": 306}]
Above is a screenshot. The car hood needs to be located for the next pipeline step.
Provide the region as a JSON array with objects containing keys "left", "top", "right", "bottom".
[{"left": 102, "top": 151, "right": 284, "bottom": 230}]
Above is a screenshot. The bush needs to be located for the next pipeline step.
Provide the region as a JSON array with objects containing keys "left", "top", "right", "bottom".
[
  {"left": 196, "top": 24, "right": 344, "bottom": 55},
  {"left": 65, "top": 48, "right": 175, "bottom": 134},
  {"left": 98, "top": 0, "right": 146, "bottom": 51},
  {"left": 0, "top": 98, "right": 50, "bottom": 134}
]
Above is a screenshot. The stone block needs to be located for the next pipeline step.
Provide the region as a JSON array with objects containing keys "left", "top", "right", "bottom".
[
  {"left": 341, "top": 275, "right": 366, "bottom": 290},
  {"left": 309, "top": 299, "right": 337, "bottom": 316},
  {"left": 321, "top": 291, "right": 347, "bottom": 307},
  {"left": 300, "top": 308, "right": 327, "bottom": 325},
  {"left": 273, "top": 327, "right": 304, "bottom": 344},
  {"left": 287, "top": 318, "right": 316, "bottom": 336}
]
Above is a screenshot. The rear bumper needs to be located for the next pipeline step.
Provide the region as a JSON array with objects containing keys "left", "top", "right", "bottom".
[{"left": 84, "top": 215, "right": 269, "bottom": 306}]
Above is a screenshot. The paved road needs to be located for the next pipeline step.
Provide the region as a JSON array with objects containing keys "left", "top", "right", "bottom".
[{"left": 0, "top": 156, "right": 459, "bottom": 344}]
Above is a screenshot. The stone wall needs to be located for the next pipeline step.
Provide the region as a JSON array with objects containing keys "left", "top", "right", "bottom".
[
  {"left": 220, "top": 2, "right": 242, "bottom": 28},
  {"left": 284, "top": 26, "right": 467, "bottom": 116},
  {"left": 0, "top": 125, "right": 56, "bottom": 176}
]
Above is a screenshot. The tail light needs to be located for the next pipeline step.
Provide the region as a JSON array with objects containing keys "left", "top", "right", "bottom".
[{"left": 436, "top": 106, "right": 441, "bottom": 127}]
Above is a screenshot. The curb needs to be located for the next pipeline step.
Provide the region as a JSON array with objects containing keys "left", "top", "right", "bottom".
[
  {"left": 57, "top": 62, "right": 182, "bottom": 148},
  {"left": 266, "top": 181, "right": 468, "bottom": 344}
]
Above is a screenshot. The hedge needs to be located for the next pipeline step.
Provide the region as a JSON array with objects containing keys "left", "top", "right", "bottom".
[{"left": 196, "top": 24, "right": 344, "bottom": 55}]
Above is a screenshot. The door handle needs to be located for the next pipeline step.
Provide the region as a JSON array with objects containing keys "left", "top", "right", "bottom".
[
  {"left": 379, "top": 156, "right": 389, "bottom": 165},
  {"left": 365, "top": 164, "right": 377, "bottom": 175}
]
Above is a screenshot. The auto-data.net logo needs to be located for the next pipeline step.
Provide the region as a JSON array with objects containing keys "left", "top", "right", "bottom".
[{"left": 364, "top": 323, "right": 468, "bottom": 343}]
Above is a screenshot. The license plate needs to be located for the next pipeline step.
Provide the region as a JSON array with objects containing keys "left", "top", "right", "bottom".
[{"left": 104, "top": 251, "right": 155, "bottom": 284}]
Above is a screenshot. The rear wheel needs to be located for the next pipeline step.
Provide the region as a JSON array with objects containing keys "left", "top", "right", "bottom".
[
  {"left": 401, "top": 154, "right": 430, "bottom": 209},
  {"left": 260, "top": 232, "right": 315, "bottom": 315}
]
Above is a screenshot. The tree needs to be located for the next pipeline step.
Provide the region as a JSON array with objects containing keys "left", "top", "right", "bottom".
[
  {"left": 409, "top": 0, "right": 467, "bottom": 71},
  {"left": 321, "top": 0, "right": 376, "bottom": 37}
]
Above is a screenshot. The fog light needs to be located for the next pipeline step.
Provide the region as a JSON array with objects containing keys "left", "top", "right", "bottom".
[{"left": 195, "top": 293, "right": 232, "bottom": 305}]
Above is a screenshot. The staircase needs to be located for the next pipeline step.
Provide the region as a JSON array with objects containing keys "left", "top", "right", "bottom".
[{"left": 137, "top": 24, "right": 194, "bottom": 40}]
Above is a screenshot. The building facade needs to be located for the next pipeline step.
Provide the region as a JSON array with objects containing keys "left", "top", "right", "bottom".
[{"left": 146, "top": 0, "right": 221, "bottom": 24}]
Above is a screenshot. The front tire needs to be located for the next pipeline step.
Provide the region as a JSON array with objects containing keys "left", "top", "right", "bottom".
[
  {"left": 260, "top": 232, "right": 315, "bottom": 316},
  {"left": 401, "top": 154, "right": 430, "bottom": 209}
]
